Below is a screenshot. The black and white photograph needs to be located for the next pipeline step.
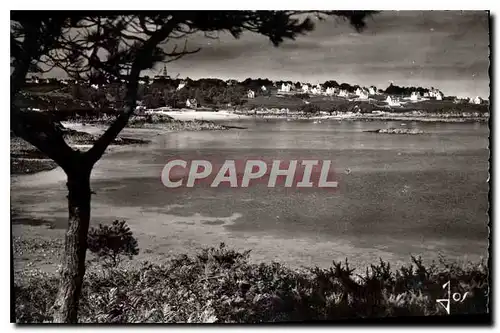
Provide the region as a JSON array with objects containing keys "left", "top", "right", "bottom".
[{"left": 10, "top": 8, "right": 491, "bottom": 324}]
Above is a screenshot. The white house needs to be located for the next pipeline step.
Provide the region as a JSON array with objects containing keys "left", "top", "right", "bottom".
[
  {"left": 410, "top": 91, "right": 421, "bottom": 101},
  {"left": 426, "top": 88, "right": 444, "bottom": 100},
  {"left": 26, "top": 76, "right": 40, "bottom": 84},
  {"left": 358, "top": 89, "right": 369, "bottom": 100},
  {"left": 279, "top": 83, "right": 292, "bottom": 93},
  {"left": 311, "top": 84, "right": 322, "bottom": 95},
  {"left": 247, "top": 90, "right": 255, "bottom": 99},
  {"left": 186, "top": 98, "right": 198, "bottom": 108},
  {"left": 301, "top": 84, "right": 310, "bottom": 93},
  {"left": 338, "top": 89, "right": 349, "bottom": 98},
  {"left": 261, "top": 85, "right": 267, "bottom": 92},
  {"left": 368, "top": 86, "right": 377, "bottom": 95},
  {"left": 90, "top": 84, "right": 99, "bottom": 90},
  {"left": 354, "top": 87, "right": 369, "bottom": 99},
  {"left": 311, "top": 86, "right": 320, "bottom": 95},
  {"left": 386, "top": 96, "right": 401, "bottom": 107},
  {"left": 325, "top": 87, "right": 337, "bottom": 96},
  {"left": 135, "top": 105, "right": 146, "bottom": 114},
  {"left": 470, "top": 96, "right": 483, "bottom": 105},
  {"left": 177, "top": 81, "right": 187, "bottom": 90}
]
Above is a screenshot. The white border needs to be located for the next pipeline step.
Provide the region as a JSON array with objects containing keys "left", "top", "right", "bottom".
[
  {"left": 3, "top": 1, "right": 497, "bottom": 332},
  {"left": 4, "top": 1, "right": 497, "bottom": 10}
]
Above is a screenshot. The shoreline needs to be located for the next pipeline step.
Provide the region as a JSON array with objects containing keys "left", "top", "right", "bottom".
[
  {"left": 155, "top": 109, "right": 488, "bottom": 123},
  {"left": 234, "top": 112, "right": 488, "bottom": 123},
  {"left": 10, "top": 127, "right": 151, "bottom": 175},
  {"left": 11, "top": 110, "right": 486, "bottom": 176},
  {"left": 11, "top": 117, "right": 232, "bottom": 176}
]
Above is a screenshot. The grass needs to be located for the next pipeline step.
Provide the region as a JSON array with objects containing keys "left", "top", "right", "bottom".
[
  {"left": 396, "top": 100, "right": 489, "bottom": 115},
  {"left": 245, "top": 95, "right": 309, "bottom": 111},
  {"left": 13, "top": 243, "right": 489, "bottom": 323}
]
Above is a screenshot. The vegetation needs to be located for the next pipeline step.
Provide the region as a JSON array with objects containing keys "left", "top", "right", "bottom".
[
  {"left": 242, "top": 95, "right": 379, "bottom": 114},
  {"left": 294, "top": 93, "right": 311, "bottom": 99},
  {"left": 385, "top": 83, "right": 432, "bottom": 96},
  {"left": 87, "top": 220, "right": 139, "bottom": 268},
  {"left": 14, "top": 243, "right": 489, "bottom": 323},
  {"left": 396, "top": 100, "right": 489, "bottom": 115},
  {"left": 300, "top": 103, "right": 321, "bottom": 114},
  {"left": 142, "top": 81, "right": 249, "bottom": 109}
]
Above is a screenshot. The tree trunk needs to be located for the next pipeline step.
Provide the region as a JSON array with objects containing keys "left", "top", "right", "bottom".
[{"left": 52, "top": 165, "right": 92, "bottom": 323}]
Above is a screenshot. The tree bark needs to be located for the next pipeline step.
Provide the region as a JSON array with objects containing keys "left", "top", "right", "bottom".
[{"left": 52, "top": 162, "right": 92, "bottom": 323}]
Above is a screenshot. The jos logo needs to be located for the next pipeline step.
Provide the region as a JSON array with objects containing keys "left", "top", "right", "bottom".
[{"left": 436, "top": 281, "right": 470, "bottom": 315}]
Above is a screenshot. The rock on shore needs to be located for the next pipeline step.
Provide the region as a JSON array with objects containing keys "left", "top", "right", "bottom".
[{"left": 366, "top": 128, "right": 425, "bottom": 135}]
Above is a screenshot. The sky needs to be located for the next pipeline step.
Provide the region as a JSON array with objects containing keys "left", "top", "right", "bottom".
[
  {"left": 147, "top": 11, "right": 490, "bottom": 98},
  {"left": 46, "top": 11, "right": 490, "bottom": 98}
]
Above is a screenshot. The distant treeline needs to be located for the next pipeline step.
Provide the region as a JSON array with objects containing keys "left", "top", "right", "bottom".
[{"left": 384, "top": 83, "right": 433, "bottom": 96}]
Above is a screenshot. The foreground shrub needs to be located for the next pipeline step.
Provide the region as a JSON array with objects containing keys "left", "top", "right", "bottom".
[
  {"left": 14, "top": 244, "right": 489, "bottom": 323},
  {"left": 300, "top": 103, "right": 321, "bottom": 114},
  {"left": 87, "top": 220, "right": 139, "bottom": 268}
]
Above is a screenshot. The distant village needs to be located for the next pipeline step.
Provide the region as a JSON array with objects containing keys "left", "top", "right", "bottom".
[
  {"left": 248, "top": 81, "right": 485, "bottom": 107},
  {"left": 23, "top": 65, "right": 486, "bottom": 112}
]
